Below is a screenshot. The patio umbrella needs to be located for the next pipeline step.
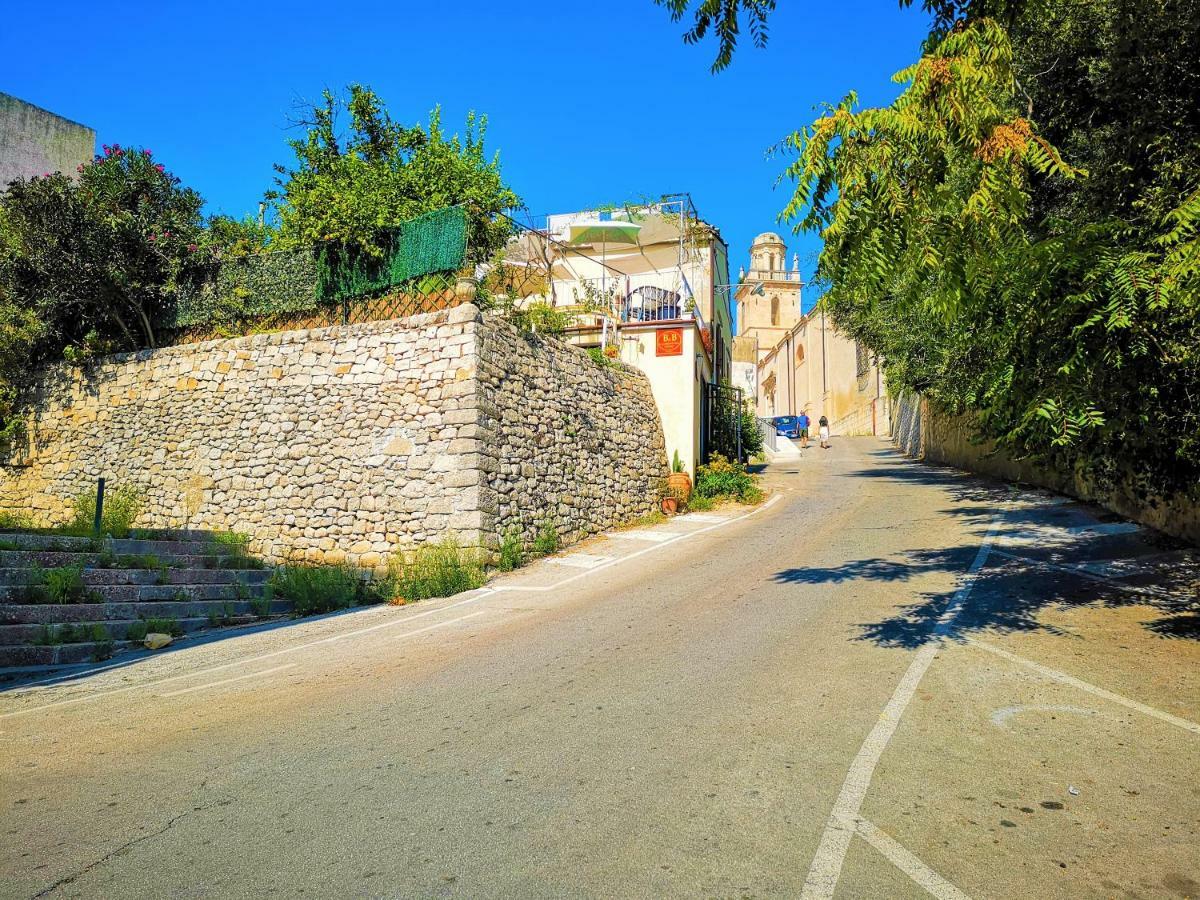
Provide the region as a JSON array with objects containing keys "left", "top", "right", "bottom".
[{"left": 567, "top": 220, "right": 642, "bottom": 343}]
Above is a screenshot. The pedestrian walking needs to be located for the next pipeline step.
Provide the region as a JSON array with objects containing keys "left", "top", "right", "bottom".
[
  {"left": 796, "top": 410, "right": 811, "bottom": 449},
  {"left": 818, "top": 414, "right": 831, "bottom": 449}
]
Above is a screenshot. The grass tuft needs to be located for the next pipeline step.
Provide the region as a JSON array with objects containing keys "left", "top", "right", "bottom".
[{"left": 381, "top": 538, "right": 485, "bottom": 604}]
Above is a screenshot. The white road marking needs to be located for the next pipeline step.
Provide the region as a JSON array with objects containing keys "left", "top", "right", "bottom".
[
  {"left": 499, "top": 495, "right": 782, "bottom": 594},
  {"left": 0, "top": 592, "right": 496, "bottom": 719},
  {"left": 160, "top": 664, "right": 297, "bottom": 697},
  {"left": 608, "top": 530, "right": 684, "bottom": 543},
  {"left": 968, "top": 639, "right": 1200, "bottom": 736},
  {"left": 989, "top": 549, "right": 1172, "bottom": 601},
  {"left": 1065, "top": 522, "right": 1142, "bottom": 537},
  {"left": 2, "top": 495, "right": 786, "bottom": 719},
  {"left": 550, "top": 553, "right": 613, "bottom": 570},
  {"left": 800, "top": 514, "right": 1002, "bottom": 900},
  {"left": 855, "top": 819, "right": 972, "bottom": 900},
  {"left": 989, "top": 704, "right": 1096, "bottom": 729},
  {"left": 676, "top": 513, "right": 728, "bottom": 523},
  {"left": 1071, "top": 550, "right": 1195, "bottom": 579}
]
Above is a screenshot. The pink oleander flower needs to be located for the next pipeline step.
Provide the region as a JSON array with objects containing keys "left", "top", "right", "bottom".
[
  {"left": 143, "top": 149, "right": 152, "bottom": 156},
  {"left": 148, "top": 234, "right": 157, "bottom": 242},
  {"left": 155, "top": 163, "right": 165, "bottom": 172},
  {"left": 187, "top": 243, "right": 198, "bottom": 253}
]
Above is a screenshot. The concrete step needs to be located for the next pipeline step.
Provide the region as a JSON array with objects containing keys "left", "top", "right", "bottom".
[
  {"left": 0, "top": 609, "right": 281, "bottom": 644},
  {"left": 0, "top": 598, "right": 288, "bottom": 625},
  {"left": 0, "top": 550, "right": 259, "bottom": 570},
  {"left": 0, "top": 533, "right": 240, "bottom": 557},
  {"left": 0, "top": 567, "right": 271, "bottom": 587},
  {"left": 0, "top": 581, "right": 268, "bottom": 603},
  {"left": 0, "top": 640, "right": 137, "bottom": 668},
  {"left": 765, "top": 436, "right": 804, "bottom": 460}
]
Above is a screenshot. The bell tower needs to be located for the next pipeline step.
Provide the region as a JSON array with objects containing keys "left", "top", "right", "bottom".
[{"left": 735, "top": 232, "right": 803, "bottom": 359}]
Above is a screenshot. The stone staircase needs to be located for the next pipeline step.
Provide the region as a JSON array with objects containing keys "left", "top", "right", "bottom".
[{"left": 0, "top": 530, "right": 287, "bottom": 671}]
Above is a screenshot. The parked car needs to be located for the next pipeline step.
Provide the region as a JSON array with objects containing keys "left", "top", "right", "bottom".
[{"left": 772, "top": 416, "right": 801, "bottom": 439}]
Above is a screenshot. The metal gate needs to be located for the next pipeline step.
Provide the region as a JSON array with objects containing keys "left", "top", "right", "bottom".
[{"left": 701, "top": 382, "right": 746, "bottom": 464}]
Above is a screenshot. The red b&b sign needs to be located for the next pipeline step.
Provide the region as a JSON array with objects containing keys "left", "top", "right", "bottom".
[{"left": 656, "top": 328, "right": 683, "bottom": 357}]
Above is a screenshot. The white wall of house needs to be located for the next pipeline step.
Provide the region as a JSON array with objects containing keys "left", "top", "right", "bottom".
[{"left": 618, "top": 323, "right": 709, "bottom": 477}]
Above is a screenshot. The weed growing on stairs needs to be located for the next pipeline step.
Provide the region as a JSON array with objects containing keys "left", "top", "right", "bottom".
[
  {"left": 126, "top": 618, "right": 183, "bottom": 642},
  {"left": 268, "top": 564, "right": 363, "bottom": 615}
]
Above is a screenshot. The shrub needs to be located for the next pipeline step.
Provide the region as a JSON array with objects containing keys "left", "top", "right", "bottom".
[
  {"left": 249, "top": 593, "right": 272, "bottom": 618},
  {"left": 34, "top": 622, "right": 110, "bottom": 646},
  {"left": 497, "top": 528, "right": 523, "bottom": 572},
  {"left": 0, "top": 510, "right": 35, "bottom": 531},
  {"left": 694, "top": 453, "right": 762, "bottom": 503},
  {"left": 586, "top": 346, "right": 619, "bottom": 369},
  {"left": 686, "top": 494, "right": 716, "bottom": 512},
  {"left": 532, "top": 520, "right": 559, "bottom": 556},
  {"left": 126, "top": 617, "right": 183, "bottom": 642},
  {"left": 69, "top": 484, "right": 141, "bottom": 538},
  {"left": 383, "top": 538, "right": 485, "bottom": 604},
  {"left": 44, "top": 564, "right": 90, "bottom": 604},
  {"left": 268, "top": 563, "right": 363, "bottom": 615}
]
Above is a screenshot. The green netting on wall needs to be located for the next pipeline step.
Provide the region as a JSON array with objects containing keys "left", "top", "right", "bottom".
[
  {"left": 171, "top": 250, "right": 320, "bottom": 328},
  {"left": 316, "top": 205, "right": 469, "bottom": 303},
  {"left": 166, "top": 205, "right": 469, "bottom": 331}
]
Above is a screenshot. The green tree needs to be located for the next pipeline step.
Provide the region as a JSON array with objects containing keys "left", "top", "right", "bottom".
[
  {"left": 0, "top": 145, "right": 207, "bottom": 351},
  {"left": 0, "top": 145, "right": 208, "bottom": 443},
  {"left": 268, "top": 84, "right": 521, "bottom": 262},
  {"left": 778, "top": 15, "right": 1199, "bottom": 493}
]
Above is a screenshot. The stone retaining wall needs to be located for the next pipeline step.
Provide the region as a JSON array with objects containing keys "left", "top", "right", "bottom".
[
  {"left": 890, "top": 392, "right": 1199, "bottom": 545},
  {"left": 477, "top": 315, "right": 666, "bottom": 549},
  {"left": 0, "top": 306, "right": 668, "bottom": 565}
]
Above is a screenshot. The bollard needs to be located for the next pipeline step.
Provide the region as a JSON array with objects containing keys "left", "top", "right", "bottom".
[{"left": 93, "top": 477, "right": 105, "bottom": 538}]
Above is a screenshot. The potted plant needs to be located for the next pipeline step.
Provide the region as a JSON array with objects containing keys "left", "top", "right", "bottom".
[
  {"left": 657, "top": 479, "right": 680, "bottom": 515},
  {"left": 667, "top": 450, "right": 692, "bottom": 502}
]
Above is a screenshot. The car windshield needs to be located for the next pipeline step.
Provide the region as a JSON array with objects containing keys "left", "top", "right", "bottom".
[{"left": 775, "top": 417, "right": 797, "bottom": 425}]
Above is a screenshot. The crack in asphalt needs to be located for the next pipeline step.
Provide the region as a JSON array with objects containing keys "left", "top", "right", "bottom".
[{"left": 31, "top": 801, "right": 220, "bottom": 898}]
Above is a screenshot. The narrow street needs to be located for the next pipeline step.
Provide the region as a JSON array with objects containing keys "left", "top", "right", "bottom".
[{"left": 2, "top": 438, "right": 1197, "bottom": 899}]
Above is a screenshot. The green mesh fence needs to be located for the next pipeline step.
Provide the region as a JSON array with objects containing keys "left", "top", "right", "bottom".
[
  {"left": 315, "top": 206, "right": 469, "bottom": 303},
  {"left": 166, "top": 205, "right": 469, "bottom": 333},
  {"left": 172, "top": 250, "right": 321, "bottom": 328}
]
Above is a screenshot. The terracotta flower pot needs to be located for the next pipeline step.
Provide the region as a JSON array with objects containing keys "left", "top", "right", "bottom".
[
  {"left": 661, "top": 496, "right": 679, "bottom": 515},
  {"left": 667, "top": 471, "right": 692, "bottom": 502}
]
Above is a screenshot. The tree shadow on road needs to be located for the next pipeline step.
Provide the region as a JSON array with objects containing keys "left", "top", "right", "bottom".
[{"left": 775, "top": 552, "right": 1200, "bottom": 648}]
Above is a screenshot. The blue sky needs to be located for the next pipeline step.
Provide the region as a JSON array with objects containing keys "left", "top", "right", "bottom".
[{"left": 4, "top": 1, "right": 929, "bottom": 300}]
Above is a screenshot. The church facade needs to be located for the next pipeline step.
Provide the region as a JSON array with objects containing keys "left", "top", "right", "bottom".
[{"left": 732, "top": 232, "right": 890, "bottom": 437}]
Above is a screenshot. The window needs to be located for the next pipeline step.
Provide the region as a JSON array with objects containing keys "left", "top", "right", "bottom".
[
  {"left": 770, "top": 296, "right": 780, "bottom": 326},
  {"left": 855, "top": 340, "right": 870, "bottom": 377}
]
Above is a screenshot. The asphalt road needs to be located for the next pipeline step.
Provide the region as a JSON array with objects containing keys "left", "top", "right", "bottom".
[{"left": 2, "top": 438, "right": 1198, "bottom": 899}]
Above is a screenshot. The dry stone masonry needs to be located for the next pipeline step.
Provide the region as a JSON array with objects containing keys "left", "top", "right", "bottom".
[
  {"left": 0, "top": 306, "right": 667, "bottom": 566},
  {"left": 477, "top": 315, "right": 666, "bottom": 549}
]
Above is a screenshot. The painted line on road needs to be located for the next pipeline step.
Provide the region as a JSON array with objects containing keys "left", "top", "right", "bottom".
[
  {"left": 0, "top": 591, "right": 498, "bottom": 720},
  {"left": 968, "top": 639, "right": 1200, "bottom": 736},
  {"left": 988, "top": 549, "right": 1172, "bottom": 601},
  {"left": 498, "top": 494, "right": 782, "bottom": 595},
  {"left": 160, "top": 663, "right": 297, "bottom": 697},
  {"left": 608, "top": 530, "right": 685, "bottom": 543},
  {"left": 855, "top": 818, "right": 972, "bottom": 900},
  {"left": 1065, "top": 522, "right": 1142, "bottom": 537},
  {"left": 3, "top": 494, "right": 787, "bottom": 720},
  {"left": 800, "top": 514, "right": 1003, "bottom": 900},
  {"left": 550, "top": 553, "right": 613, "bottom": 570}
]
